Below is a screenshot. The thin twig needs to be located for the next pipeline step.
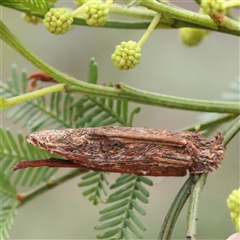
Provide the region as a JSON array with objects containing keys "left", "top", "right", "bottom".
[
  {"left": 17, "top": 169, "right": 88, "bottom": 207},
  {"left": 179, "top": 114, "right": 238, "bottom": 132},
  {"left": 158, "top": 175, "right": 197, "bottom": 240},
  {"left": 223, "top": 115, "right": 240, "bottom": 146},
  {"left": 186, "top": 173, "right": 207, "bottom": 240},
  {"left": 1, "top": 21, "right": 240, "bottom": 113},
  {"left": 185, "top": 116, "right": 240, "bottom": 238}
]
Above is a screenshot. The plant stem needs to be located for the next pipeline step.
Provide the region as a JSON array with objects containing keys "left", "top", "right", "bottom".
[
  {"left": 71, "top": 4, "right": 85, "bottom": 18},
  {"left": 1, "top": 20, "right": 240, "bottom": 114},
  {"left": 210, "top": 13, "right": 240, "bottom": 30},
  {"left": 110, "top": 4, "right": 156, "bottom": 20},
  {"left": 184, "top": 118, "right": 239, "bottom": 239},
  {"left": 139, "top": 0, "right": 240, "bottom": 35},
  {"left": 17, "top": 169, "right": 87, "bottom": 207},
  {"left": 223, "top": 115, "right": 240, "bottom": 146},
  {"left": 186, "top": 174, "right": 207, "bottom": 240},
  {"left": 0, "top": 84, "right": 65, "bottom": 109},
  {"left": 138, "top": 13, "right": 162, "bottom": 47},
  {"left": 158, "top": 175, "right": 196, "bottom": 240},
  {"left": 139, "top": 0, "right": 218, "bottom": 30},
  {"left": 224, "top": 0, "right": 240, "bottom": 8},
  {"left": 179, "top": 114, "right": 238, "bottom": 132},
  {"left": 117, "top": 83, "right": 240, "bottom": 113}
]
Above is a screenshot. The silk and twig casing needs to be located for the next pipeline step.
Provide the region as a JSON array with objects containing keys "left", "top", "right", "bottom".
[{"left": 13, "top": 127, "right": 225, "bottom": 176}]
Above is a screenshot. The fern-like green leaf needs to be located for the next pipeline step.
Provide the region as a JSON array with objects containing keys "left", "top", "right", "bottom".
[
  {"left": 0, "top": 0, "right": 53, "bottom": 15},
  {"left": 1, "top": 61, "right": 141, "bottom": 206},
  {"left": 0, "top": 127, "right": 58, "bottom": 187},
  {"left": 78, "top": 171, "right": 109, "bottom": 205},
  {"left": 1, "top": 62, "right": 140, "bottom": 132},
  {"left": 95, "top": 174, "right": 153, "bottom": 239},
  {"left": 0, "top": 172, "right": 18, "bottom": 240}
]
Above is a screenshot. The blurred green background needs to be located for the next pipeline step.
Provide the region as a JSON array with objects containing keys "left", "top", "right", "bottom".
[{"left": 1, "top": 1, "right": 239, "bottom": 239}]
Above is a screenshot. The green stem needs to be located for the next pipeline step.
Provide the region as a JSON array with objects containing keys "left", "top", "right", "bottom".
[
  {"left": 139, "top": 0, "right": 219, "bottom": 30},
  {"left": 17, "top": 169, "right": 87, "bottom": 207},
  {"left": 223, "top": 115, "right": 240, "bottom": 146},
  {"left": 0, "top": 84, "right": 65, "bottom": 109},
  {"left": 158, "top": 175, "right": 196, "bottom": 240},
  {"left": 179, "top": 114, "right": 238, "bottom": 132},
  {"left": 118, "top": 83, "right": 240, "bottom": 113},
  {"left": 139, "top": 0, "right": 240, "bottom": 35},
  {"left": 110, "top": 4, "right": 174, "bottom": 27},
  {"left": 2, "top": 2, "right": 240, "bottom": 34},
  {"left": 224, "top": 0, "right": 240, "bottom": 8},
  {"left": 0, "top": 20, "right": 88, "bottom": 88},
  {"left": 138, "top": 13, "right": 162, "bottom": 47},
  {"left": 184, "top": 117, "right": 239, "bottom": 238},
  {"left": 1, "top": 20, "right": 240, "bottom": 114},
  {"left": 71, "top": 4, "right": 85, "bottom": 18},
  {"left": 214, "top": 14, "right": 240, "bottom": 31},
  {"left": 110, "top": 4, "right": 156, "bottom": 20},
  {"left": 186, "top": 174, "right": 207, "bottom": 240}
]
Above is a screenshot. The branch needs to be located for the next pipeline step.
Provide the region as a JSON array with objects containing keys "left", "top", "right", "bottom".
[
  {"left": 17, "top": 169, "right": 88, "bottom": 207},
  {"left": 2, "top": 2, "right": 240, "bottom": 35},
  {"left": 179, "top": 114, "right": 238, "bottom": 132},
  {"left": 223, "top": 115, "right": 240, "bottom": 146},
  {"left": 158, "top": 175, "right": 196, "bottom": 240},
  {"left": 1, "top": 20, "right": 240, "bottom": 113},
  {"left": 1, "top": 84, "right": 65, "bottom": 109},
  {"left": 185, "top": 116, "right": 240, "bottom": 238},
  {"left": 186, "top": 173, "right": 207, "bottom": 240},
  {"left": 139, "top": 0, "right": 240, "bottom": 35}
]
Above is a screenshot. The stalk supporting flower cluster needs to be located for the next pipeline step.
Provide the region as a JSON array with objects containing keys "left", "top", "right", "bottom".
[
  {"left": 227, "top": 188, "right": 240, "bottom": 231},
  {"left": 111, "top": 13, "right": 162, "bottom": 70}
]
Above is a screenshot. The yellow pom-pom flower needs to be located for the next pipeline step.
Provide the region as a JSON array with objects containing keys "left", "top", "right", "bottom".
[
  {"left": 82, "top": 0, "right": 109, "bottom": 27},
  {"left": 179, "top": 28, "right": 210, "bottom": 46},
  {"left": 227, "top": 188, "right": 240, "bottom": 231},
  {"left": 201, "top": 0, "right": 226, "bottom": 15},
  {"left": 111, "top": 41, "right": 142, "bottom": 70},
  {"left": 43, "top": 8, "right": 73, "bottom": 35}
]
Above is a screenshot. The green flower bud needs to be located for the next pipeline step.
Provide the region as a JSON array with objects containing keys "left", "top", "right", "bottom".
[
  {"left": 111, "top": 41, "right": 142, "bottom": 70},
  {"left": 43, "top": 8, "right": 73, "bottom": 35},
  {"left": 227, "top": 189, "right": 240, "bottom": 213},
  {"left": 82, "top": 0, "right": 109, "bottom": 27},
  {"left": 179, "top": 28, "right": 209, "bottom": 46},
  {"left": 227, "top": 188, "right": 240, "bottom": 231},
  {"left": 21, "top": 13, "right": 42, "bottom": 25},
  {"left": 201, "top": 0, "right": 226, "bottom": 15}
]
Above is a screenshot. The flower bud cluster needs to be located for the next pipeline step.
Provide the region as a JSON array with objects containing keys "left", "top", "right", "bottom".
[
  {"left": 82, "top": 0, "right": 109, "bottom": 27},
  {"left": 111, "top": 41, "right": 142, "bottom": 70},
  {"left": 43, "top": 8, "right": 73, "bottom": 35},
  {"left": 227, "top": 188, "right": 240, "bottom": 231},
  {"left": 179, "top": 28, "right": 209, "bottom": 46},
  {"left": 201, "top": 0, "right": 226, "bottom": 15}
]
